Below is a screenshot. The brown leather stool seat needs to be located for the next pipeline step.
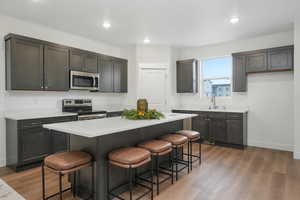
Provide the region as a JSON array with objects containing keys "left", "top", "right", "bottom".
[
  {"left": 176, "top": 130, "right": 200, "bottom": 142},
  {"left": 42, "top": 151, "right": 94, "bottom": 200},
  {"left": 108, "top": 147, "right": 151, "bottom": 168},
  {"left": 138, "top": 140, "right": 172, "bottom": 156},
  {"left": 44, "top": 151, "right": 92, "bottom": 174},
  {"left": 160, "top": 134, "right": 188, "bottom": 147}
]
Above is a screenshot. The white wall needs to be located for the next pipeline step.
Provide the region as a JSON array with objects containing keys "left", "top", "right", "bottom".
[
  {"left": 0, "top": 14, "right": 127, "bottom": 167},
  {"left": 294, "top": 17, "right": 300, "bottom": 159},
  {"left": 176, "top": 31, "right": 295, "bottom": 152}
]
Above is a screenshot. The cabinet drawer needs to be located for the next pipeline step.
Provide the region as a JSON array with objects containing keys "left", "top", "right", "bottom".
[
  {"left": 226, "top": 113, "right": 243, "bottom": 120},
  {"left": 194, "top": 112, "right": 208, "bottom": 119},
  {"left": 45, "top": 116, "right": 77, "bottom": 124},
  {"left": 19, "top": 116, "right": 76, "bottom": 129},
  {"left": 107, "top": 112, "right": 122, "bottom": 118},
  {"left": 19, "top": 119, "right": 43, "bottom": 129},
  {"left": 208, "top": 112, "right": 226, "bottom": 119}
]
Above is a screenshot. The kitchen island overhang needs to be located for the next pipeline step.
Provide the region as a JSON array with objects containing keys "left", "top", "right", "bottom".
[{"left": 43, "top": 113, "right": 197, "bottom": 200}]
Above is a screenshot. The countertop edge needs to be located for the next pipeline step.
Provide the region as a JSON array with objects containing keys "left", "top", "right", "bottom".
[
  {"left": 4, "top": 112, "right": 78, "bottom": 120},
  {"left": 172, "top": 108, "right": 248, "bottom": 113},
  {"left": 43, "top": 113, "right": 198, "bottom": 138}
]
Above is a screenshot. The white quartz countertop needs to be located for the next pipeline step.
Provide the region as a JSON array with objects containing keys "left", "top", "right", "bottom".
[
  {"left": 173, "top": 107, "right": 248, "bottom": 113},
  {"left": 5, "top": 111, "right": 77, "bottom": 120},
  {"left": 43, "top": 113, "right": 197, "bottom": 138}
]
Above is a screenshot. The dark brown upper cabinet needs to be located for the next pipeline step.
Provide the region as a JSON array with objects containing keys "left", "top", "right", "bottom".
[
  {"left": 268, "top": 46, "right": 294, "bottom": 71},
  {"left": 176, "top": 59, "right": 198, "bottom": 93},
  {"left": 98, "top": 55, "right": 114, "bottom": 92},
  {"left": 5, "top": 33, "right": 127, "bottom": 92},
  {"left": 5, "top": 37, "right": 44, "bottom": 90},
  {"left": 98, "top": 55, "right": 128, "bottom": 93},
  {"left": 245, "top": 50, "right": 268, "bottom": 73},
  {"left": 113, "top": 58, "right": 128, "bottom": 93},
  {"left": 232, "top": 55, "right": 247, "bottom": 92},
  {"left": 5, "top": 34, "right": 70, "bottom": 91},
  {"left": 44, "top": 45, "right": 69, "bottom": 91},
  {"left": 70, "top": 49, "right": 97, "bottom": 73},
  {"left": 232, "top": 45, "right": 294, "bottom": 92}
]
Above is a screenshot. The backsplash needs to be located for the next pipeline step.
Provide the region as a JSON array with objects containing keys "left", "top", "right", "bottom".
[{"left": 3, "top": 91, "right": 127, "bottom": 112}]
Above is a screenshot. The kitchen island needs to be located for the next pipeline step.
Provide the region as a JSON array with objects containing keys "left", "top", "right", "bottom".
[{"left": 43, "top": 113, "right": 197, "bottom": 200}]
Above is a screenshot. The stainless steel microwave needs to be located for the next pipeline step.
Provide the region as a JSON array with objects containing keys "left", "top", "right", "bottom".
[{"left": 70, "top": 71, "right": 99, "bottom": 90}]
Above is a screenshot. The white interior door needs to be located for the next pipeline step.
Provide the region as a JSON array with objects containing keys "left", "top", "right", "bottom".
[{"left": 139, "top": 68, "right": 167, "bottom": 111}]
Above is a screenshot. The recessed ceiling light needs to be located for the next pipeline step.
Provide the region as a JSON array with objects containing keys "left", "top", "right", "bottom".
[
  {"left": 230, "top": 17, "right": 239, "bottom": 24},
  {"left": 103, "top": 21, "right": 111, "bottom": 29},
  {"left": 144, "top": 37, "right": 150, "bottom": 44},
  {"left": 31, "top": 0, "right": 41, "bottom": 2}
]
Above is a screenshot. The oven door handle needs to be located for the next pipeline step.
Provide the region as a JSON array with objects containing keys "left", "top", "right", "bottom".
[
  {"left": 93, "top": 76, "right": 96, "bottom": 88},
  {"left": 93, "top": 74, "right": 99, "bottom": 89}
]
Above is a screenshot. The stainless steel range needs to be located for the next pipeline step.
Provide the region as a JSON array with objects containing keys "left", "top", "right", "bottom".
[{"left": 62, "top": 99, "right": 107, "bottom": 120}]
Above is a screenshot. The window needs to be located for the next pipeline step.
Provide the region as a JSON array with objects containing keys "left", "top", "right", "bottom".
[{"left": 202, "top": 57, "right": 232, "bottom": 97}]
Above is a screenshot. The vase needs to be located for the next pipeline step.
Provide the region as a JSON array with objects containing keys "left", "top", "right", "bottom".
[{"left": 137, "top": 99, "right": 148, "bottom": 113}]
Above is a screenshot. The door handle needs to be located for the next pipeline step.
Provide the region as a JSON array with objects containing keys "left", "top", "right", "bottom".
[{"left": 93, "top": 76, "right": 96, "bottom": 87}]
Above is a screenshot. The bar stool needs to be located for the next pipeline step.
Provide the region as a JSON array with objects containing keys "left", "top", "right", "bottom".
[
  {"left": 107, "top": 147, "right": 153, "bottom": 200},
  {"left": 42, "top": 151, "right": 94, "bottom": 200},
  {"left": 176, "top": 130, "right": 201, "bottom": 171},
  {"left": 138, "top": 140, "right": 173, "bottom": 195},
  {"left": 160, "top": 134, "right": 188, "bottom": 181}
]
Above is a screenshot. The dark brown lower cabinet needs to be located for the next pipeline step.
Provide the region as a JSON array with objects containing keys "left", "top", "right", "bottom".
[
  {"left": 226, "top": 119, "right": 243, "bottom": 145},
  {"left": 172, "top": 110, "right": 248, "bottom": 149},
  {"left": 210, "top": 119, "right": 227, "bottom": 143},
  {"left": 52, "top": 131, "right": 70, "bottom": 153},
  {"left": 21, "top": 127, "right": 52, "bottom": 165},
  {"left": 192, "top": 114, "right": 209, "bottom": 141},
  {"left": 6, "top": 115, "right": 77, "bottom": 172}
]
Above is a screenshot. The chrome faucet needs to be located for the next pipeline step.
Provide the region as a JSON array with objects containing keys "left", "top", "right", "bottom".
[{"left": 209, "top": 95, "right": 217, "bottom": 109}]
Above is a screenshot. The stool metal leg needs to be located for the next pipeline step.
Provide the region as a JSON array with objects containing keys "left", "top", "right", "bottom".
[
  {"left": 156, "top": 155, "right": 159, "bottom": 195},
  {"left": 171, "top": 151, "right": 174, "bottom": 184},
  {"left": 168, "top": 152, "right": 174, "bottom": 184},
  {"left": 175, "top": 147, "right": 178, "bottom": 181},
  {"left": 42, "top": 163, "right": 46, "bottom": 200},
  {"left": 134, "top": 168, "right": 138, "bottom": 185},
  {"left": 91, "top": 163, "right": 95, "bottom": 199},
  {"left": 107, "top": 162, "right": 110, "bottom": 200},
  {"left": 187, "top": 143, "right": 190, "bottom": 173},
  {"left": 190, "top": 141, "right": 193, "bottom": 171},
  {"left": 150, "top": 156, "right": 154, "bottom": 200},
  {"left": 129, "top": 166, "right": 133, "bottom": 200},
  {"left": 73, "top": 171, "right": 76, "bottom": 198},
  {"left": 199, "top": 141, "right": 202, "bottom": 165},
  {"left": 59, "top": 173, "right": 63, "bottom": 200}
]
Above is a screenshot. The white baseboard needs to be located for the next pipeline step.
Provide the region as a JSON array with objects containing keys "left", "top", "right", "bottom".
[
  {"left": 248, "top": 140, "right": 294, "bottom": 152},
  {"left": 294, "top": 152, "right": 300, "bottom": 160}
]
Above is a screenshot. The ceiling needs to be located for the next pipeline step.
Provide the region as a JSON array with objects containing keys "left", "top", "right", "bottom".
[{"left": 0, "top": 0, "right": 298, "bottom": 47}]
